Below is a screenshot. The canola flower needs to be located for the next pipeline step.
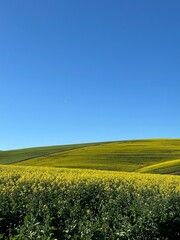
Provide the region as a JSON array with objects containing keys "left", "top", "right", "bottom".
[{"left": 0, "top": 165, "right": 179, "bottom": 239}]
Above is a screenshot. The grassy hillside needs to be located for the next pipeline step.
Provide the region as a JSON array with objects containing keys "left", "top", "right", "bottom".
[
  {"left": 1, "top": 139, "right": 179, "bottom": 174},
  {"left": 0, "top": 143, "right": 99, "bottom": 164},
  {"left": 137, "top": 159, "right": 180, "bottom": 174}
]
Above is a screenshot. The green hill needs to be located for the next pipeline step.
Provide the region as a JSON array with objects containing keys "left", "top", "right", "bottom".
[
  {"left": 137, "top": 159, "right": 180, "bottom": 174},
  {"left": 0, "top": 143, "right": 99, "bottom": 164},
  {"left": 1, "top": 139, "right": 180, "bottom": 174}
]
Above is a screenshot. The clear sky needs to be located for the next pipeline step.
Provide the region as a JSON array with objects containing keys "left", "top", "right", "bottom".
[{"left": 0, "top": 0, "right": 180, "bottom": 150}]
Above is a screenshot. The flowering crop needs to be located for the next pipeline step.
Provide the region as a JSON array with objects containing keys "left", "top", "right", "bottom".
[{"left": 0, "top": 165, "right": 179, "bottom": 239}]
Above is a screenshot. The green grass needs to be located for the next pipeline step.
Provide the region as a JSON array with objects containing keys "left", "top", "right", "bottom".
[
  {"left": 137, "top": 159, "right": 180, "bottom": 174},
  {"left": 1, "top": 138, "right": 179, "bottom": 174},
  {"left": 0, "top": 143, "right": 99, "bottom": 164}
]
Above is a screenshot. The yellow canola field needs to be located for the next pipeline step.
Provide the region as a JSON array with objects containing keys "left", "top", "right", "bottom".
[
  {"left": 0, "top": 164, "right": 180, "bottom": 239},
  {"left": 0, "top": 164, "right": 179, "bottom": 193}
]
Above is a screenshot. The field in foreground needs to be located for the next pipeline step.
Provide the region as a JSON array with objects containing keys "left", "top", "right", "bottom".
[
  {"left": 0, "top": 165, "right": 179, "bottom": 239},
  {"left": 1, "top": 139, "right": 180, "bottom": 174}
]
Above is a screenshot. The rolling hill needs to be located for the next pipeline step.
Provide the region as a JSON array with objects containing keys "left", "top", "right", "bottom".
[
  {"left": 137, "top": 159, "right": 180, "bottom": 174},
  {"left": 0, "top": 139, "right": 180, "bottom": 174}
]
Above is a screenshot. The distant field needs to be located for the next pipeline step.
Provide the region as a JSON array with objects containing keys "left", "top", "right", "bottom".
[
  {"left": 1, "top": 139, "right": 180, "bottom": 174},
  {"left": 138, "top": 159, "right": 180, "bottom": 174},
  {"left": 0, "top": 143, "right": 99, "bottom": 164}
]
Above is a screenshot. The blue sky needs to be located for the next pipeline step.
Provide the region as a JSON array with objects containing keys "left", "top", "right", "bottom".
[{"left": 0, "top": 0, "right": 180, "bottom": 150}]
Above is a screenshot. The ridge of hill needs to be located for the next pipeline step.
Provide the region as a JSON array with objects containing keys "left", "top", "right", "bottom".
[{"left": 1, "top": 139, "right": 180, "bottom": 174}]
